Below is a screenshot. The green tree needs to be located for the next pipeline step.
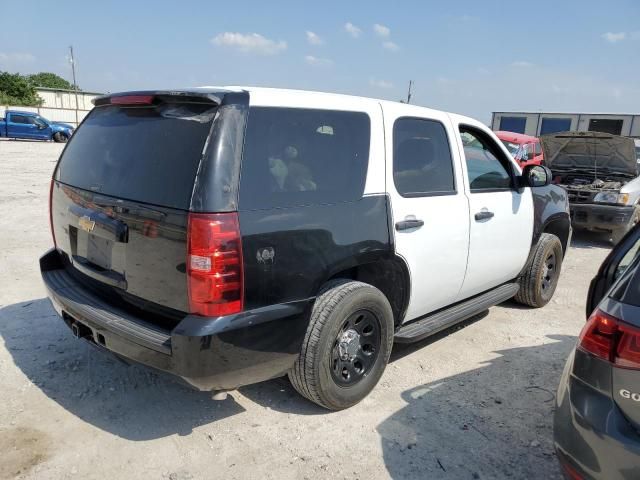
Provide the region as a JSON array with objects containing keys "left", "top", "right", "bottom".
[
  {"left": 28, "top": 72, "right": 76, "bottom": 90},
  {"left": 0, "top": 71, "right": 42, "bottom": 106}
]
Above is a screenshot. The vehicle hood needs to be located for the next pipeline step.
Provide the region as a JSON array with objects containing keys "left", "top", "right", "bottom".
[
  {"left": 540, "top": 131, "right": 637, "bottom": 178},
  {"left": 51, "top": 122, "right": 74, "bottom": 131}
]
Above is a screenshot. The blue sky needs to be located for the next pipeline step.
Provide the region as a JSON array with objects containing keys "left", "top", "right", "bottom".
[{"left": 1, "top": 0, "right": 639, "bottom": 122}]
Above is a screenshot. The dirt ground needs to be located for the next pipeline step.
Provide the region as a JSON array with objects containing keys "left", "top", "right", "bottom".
[{"left": 0, "top": 139, "right": 614, "bottom": 479}]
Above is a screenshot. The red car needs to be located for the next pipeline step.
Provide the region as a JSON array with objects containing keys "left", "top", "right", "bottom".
[{"left": 495, "top": 131, "right": 544, "bottom": 167}]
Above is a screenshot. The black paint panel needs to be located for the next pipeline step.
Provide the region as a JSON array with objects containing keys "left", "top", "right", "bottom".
[
  {"left": 239, "top": 195, "right": 392, "bottom": 310},
  {"left": 531, "top": 184, "right": 571, "bottom": 253},
  {"left": 51, "top": 182, "right": 190, "bottom": 316}
]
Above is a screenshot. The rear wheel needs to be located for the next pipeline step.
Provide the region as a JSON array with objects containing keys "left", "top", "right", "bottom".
[
  {"left": 289, "top": 280, "right": 394, "bottom": 410},
  {"left": 514, "top": 233, "right": 563, "bottom": 308},
  {"left": 53, "top": 132, "right": 68, "bottom": 143}
]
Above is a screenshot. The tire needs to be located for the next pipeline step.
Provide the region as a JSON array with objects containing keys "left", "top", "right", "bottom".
[
  {"left": 514, "top": 233, "right": 563, "bottom": 308},
  {"left": 289, "top": 280, "right": 394, "bottom": 410},
  {"left": 611, "top": 207, "right": 640, "bottom": 245},
  {"left": 53, "top": 132, "right": 68, "bottom": 143}
]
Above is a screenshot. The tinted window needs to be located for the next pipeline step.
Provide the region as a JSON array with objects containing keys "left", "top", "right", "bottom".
[
  {"left": 10, "top": 114, "right": 30, "bottom": 124},
  {"left": 393, "top": 118, "right": 455, "bottom": 196},
  {"left": 239, "top": 107, "right": 370, "bottom": 210},
  {"left": 56, "top": 102, "right": 216, "bottom": 209},
  {"left": 540, "top": 118, "right": 571, "bottom": 135},
  {"left": 461, "top": 129, "right": 512, "bottom": 191},
  {"left": 499, "top": 117, "right": 526, "bottom": 134}
]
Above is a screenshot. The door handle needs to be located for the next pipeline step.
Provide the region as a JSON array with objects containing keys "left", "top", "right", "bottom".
[
  {"left": 395, "top": 219, "right": 424, "bottom": 231},
  {"left": 474, "top": 210, "right": 495, "bottom": 221}
]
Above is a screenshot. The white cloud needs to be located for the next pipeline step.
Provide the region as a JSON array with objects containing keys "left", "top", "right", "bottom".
[
  {"left": 306, "top": 31, "right": 324, "bottom": 46},
  {"left": 344, "top": 22, "right": 362, "bottom": 38},
  {"left": 382, "top": 41, "right": 400, "bottom": 52},
  {"left": 0, "top": 52, "right": 35, "bottom": 63},
  {"left": 511, "top": 60, "right": 534, "bottom": 68},
  {"left": 602, "top": 32, "right": 626, "bottom": 43},
  {"left": 369, "top": 78, "right": 393, "bottom": 89},
  {"left": 304, "top": 55, "right": 333, "bottom": 67},
  {"left": 373, "top": 23, "right": 390, "bottom": 38},
  {"left": 211, "top": 32, "right": 287, "bottom": 55}
]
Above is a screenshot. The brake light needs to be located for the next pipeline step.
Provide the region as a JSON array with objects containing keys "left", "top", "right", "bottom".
[
  {"left": 578, "top": 309, "right": 640, "bottom": 369},
  {"left": 49, "top": 179, "right": 56, "bottom": 248},
  {"left": 110, "top": 95, "right": 154, "bottom": 105},
  {"left": 187, "top": 213, "right": 243, "bottom": 317}
]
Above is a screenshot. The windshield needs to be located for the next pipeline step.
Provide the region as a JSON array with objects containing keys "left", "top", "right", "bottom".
[
  {"left": 55, "top": 102, "right": 216, "bottom": 209},
  {"left": 500, "top": 139, "right": 520, "bottom": 156}
]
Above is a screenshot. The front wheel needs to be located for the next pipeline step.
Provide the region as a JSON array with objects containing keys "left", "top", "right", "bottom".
[
  {"left": 53, "top": 132, "right": 68, "bottom": 143},
  {"left": 289, "top": 280, "right": 394, "bottom": 410},
  {"left": 514, "top": 233, "right": 563, "bottom": 308}
]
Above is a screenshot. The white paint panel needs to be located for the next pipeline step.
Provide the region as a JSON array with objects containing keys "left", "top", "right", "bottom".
[
  {"left": 382, "top": 101, "right": 470, "bottom": 321},
  {"left": 450, "top": 113, "right": 533, "bottom": 298}
]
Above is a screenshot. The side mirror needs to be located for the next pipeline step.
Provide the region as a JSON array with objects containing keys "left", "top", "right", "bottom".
[{"left": 520, "top": 164, "right": 552, "bottom": 188}]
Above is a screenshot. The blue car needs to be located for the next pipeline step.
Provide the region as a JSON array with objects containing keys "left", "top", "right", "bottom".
[{"left": 0, "top": 110, "right": 74, "bottom": 142}]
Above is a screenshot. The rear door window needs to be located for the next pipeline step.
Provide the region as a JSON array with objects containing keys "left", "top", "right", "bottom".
[
  {"left": 393, "top": 117, "right": 455, "bottom": 196},
  {"left": 10, "top": 114, "right": 30, "bottom": 124},
  {"left": 56, "top": 102, "right": 216, "bottom": 210},
  {"left": 239, "top": 107, "right": 370, "bottom": 210}
]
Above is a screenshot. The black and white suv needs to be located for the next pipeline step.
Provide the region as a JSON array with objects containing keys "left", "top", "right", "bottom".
[{"left": 40, "top": 87, "right": 571, "bottom": 410}]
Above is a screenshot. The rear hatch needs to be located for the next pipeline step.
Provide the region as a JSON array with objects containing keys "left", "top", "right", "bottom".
[{"left": 51, "top": 93, "right": 219, "bottom": 326}]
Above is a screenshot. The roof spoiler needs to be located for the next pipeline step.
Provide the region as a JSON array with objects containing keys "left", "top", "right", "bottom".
[{"left": 93, "top": 90, "right": 225, "bottom": 107}]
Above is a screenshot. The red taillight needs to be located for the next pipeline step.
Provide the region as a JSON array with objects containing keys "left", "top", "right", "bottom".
[
  {"left": 187, "top": 213, "right": 243, "bottom": 317},
  {"left": 110, "top": 95, "right": 154, "bottom": 105},
  {"left": 556, "top": 449, "right": 584, "bottom": 480},
  {"left": 49, "top": 178, "right": 56, "bottom": 248},
  {"left": 578, "top": 309, "right": 640, "bottom": 369}
]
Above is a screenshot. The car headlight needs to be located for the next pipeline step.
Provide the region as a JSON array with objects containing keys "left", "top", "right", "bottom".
[{"left": 593, "top": 192, "right": 629, "bottom": 204}]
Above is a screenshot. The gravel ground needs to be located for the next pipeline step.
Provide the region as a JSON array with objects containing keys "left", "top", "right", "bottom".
[{"left": 0, "top": 139, "right": 614, "bottom": 480}]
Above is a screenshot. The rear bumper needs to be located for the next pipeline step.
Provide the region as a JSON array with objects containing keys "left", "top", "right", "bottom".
[
  {"left": 40, "top": 248, "right": 311, "bottom": 391},
  {"left": 553, "top": 351, "right": 640, "bottom": 480},
  {"left": 569, "top": 204, "right": 634, "bottom": 231}
]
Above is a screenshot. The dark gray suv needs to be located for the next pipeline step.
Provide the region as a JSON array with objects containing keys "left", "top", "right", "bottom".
[{"left": 554, "top": 225, "right": 640, "bottom": 479}]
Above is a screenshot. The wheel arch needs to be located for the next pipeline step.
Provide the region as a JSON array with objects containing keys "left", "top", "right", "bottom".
[
  {"left": 542, "top": 215, "right": 571, "bottom": 257},
  {"left": 325, "top": 255, "right": 410, "bottom": 327}
]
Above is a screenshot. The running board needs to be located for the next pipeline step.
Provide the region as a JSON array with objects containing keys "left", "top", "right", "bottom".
[{"left": 394, "top": 283, "right": 520, "bottom": 344}]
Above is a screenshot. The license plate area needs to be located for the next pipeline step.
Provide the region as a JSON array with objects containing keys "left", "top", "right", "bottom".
[{"left": 69, "top": 226, "right": 113, "bottom": 270}]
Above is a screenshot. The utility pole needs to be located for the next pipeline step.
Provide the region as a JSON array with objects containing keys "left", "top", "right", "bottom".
[
  {"left": 406, "top": 80, "right": 413, "bottom": 104},
  {"left": 69, "top": 46, "right": 79, "bottom": 126}
]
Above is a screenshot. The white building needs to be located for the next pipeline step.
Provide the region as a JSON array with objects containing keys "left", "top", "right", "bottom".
[{"left": 491, "top": 111, "right": 640, "bottom": 138}]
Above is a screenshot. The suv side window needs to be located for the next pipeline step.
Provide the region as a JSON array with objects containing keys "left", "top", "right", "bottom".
[
  {"left": 460, "top": 127, "right": 513, "bottom": 191},
  {"left": 11, "top": 115, "right": 29, "bottom": 124},
  {"left": 239, "top": 107, "right": 371, "bottom": 210},
  {"left": 393, "top": 117, "right": 455, "bottom": 196}
]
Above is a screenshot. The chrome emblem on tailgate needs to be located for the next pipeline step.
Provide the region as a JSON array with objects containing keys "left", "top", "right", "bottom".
[{"left": 79, "top": 215, "right": 96, "bottom": 233}]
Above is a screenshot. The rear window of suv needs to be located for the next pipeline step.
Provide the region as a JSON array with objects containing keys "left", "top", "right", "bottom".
[
  {"left": 239, "top": 107, "right": 371, "bottom": 210},
  {"left": 56, "top": 102, "right": 216, "bottom": 210}
]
